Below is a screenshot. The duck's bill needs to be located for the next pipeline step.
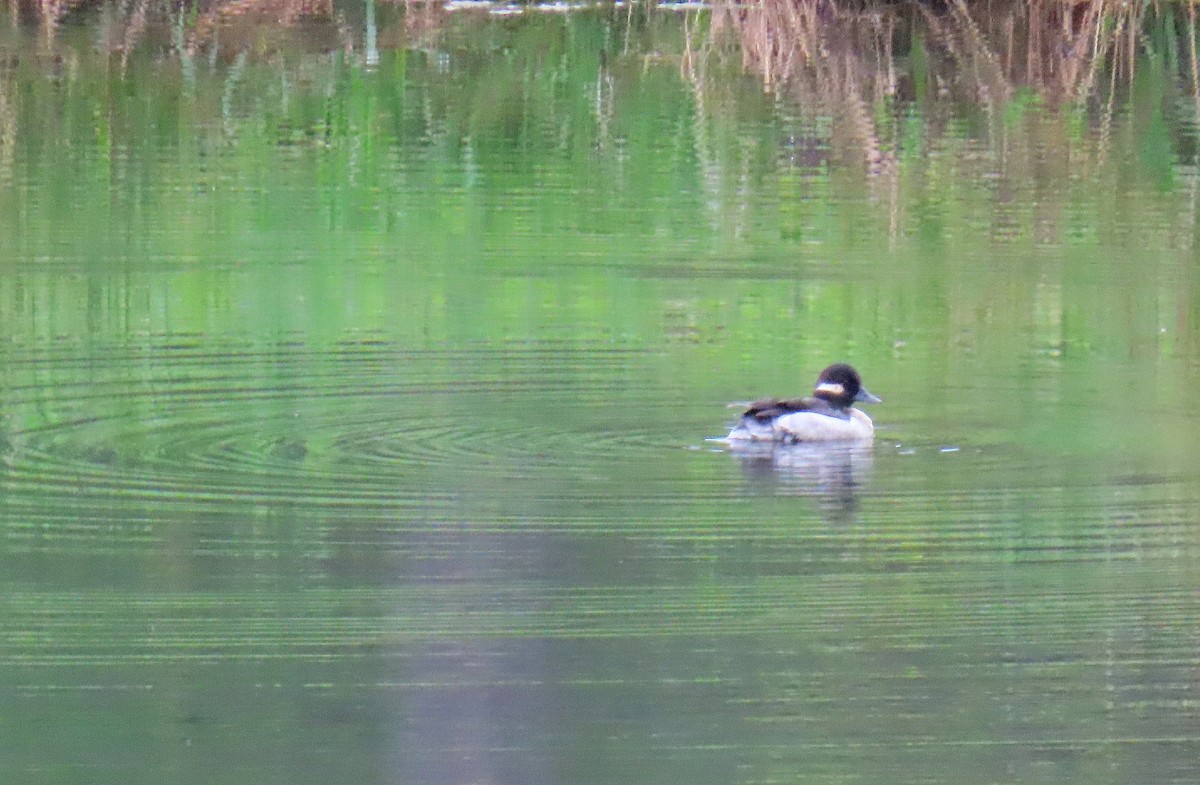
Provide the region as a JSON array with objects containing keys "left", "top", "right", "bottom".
[{"left": 855, "top": 388, "right": 882, "bottom": 404}]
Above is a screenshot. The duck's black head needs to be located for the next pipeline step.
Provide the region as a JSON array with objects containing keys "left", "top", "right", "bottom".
[{"left": 812, "top": 363, "right": 881, "bottom": 408}]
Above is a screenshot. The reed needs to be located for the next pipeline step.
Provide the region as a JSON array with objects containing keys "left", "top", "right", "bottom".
[
  {"left": 703, "top": 0, "right": 902, "bottom": 179},
  {"left": 0, "top": 0, "right": 1184, "bottom": 87},
  {"left": 184, "top": 0, "right": 344, "bottom": 55},
  {"left": 684, "top": 0, "right": 1170, "bottom": 197},
  {"left": 708, "top": 0, "right": 1150, "bottom": 106}
]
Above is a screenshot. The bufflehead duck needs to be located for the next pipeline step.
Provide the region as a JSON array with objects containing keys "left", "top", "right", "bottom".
[{"left": 726, "top": 363, "right": 881, "bottom": 443}]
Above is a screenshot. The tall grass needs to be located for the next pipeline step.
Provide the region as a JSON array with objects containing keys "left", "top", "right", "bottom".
[
  {"left": 3, "top": 0, "right": 1196, "bottom": 102},
  {"left": 700, "top": 0, "right": 1156, "bottom": 163}
]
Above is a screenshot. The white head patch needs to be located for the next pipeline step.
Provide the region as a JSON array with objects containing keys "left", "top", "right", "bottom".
[{"left": 814, "top": 381, "right": 845, "bottom": 396}]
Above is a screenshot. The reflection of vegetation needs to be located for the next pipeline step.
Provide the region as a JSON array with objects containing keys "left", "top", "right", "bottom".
[
  {"left": 0, "top": 1, "right": 1199, "bottom": 398},
  {"left": 1, "top": 12, "right": 1197, "bottom": 772},
  {"left": 699, "top": 0, "right": 1177, "bottom": 180},
  {"left": 713, "top": 0, "right": 1149, "bottom": 103}
]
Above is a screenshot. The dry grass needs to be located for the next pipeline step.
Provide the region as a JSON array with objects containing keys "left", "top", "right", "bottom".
[
  {"left": 708, "top": 0, "right": 1149, "bottom": 105},
  {"left": 705, "top": 0, "right": 902, "bottom": 178},
  {"left": 690, "top": 0, "right": 1158, "bottom": 190},
  {"left": 185, "top": 0, "right": 344, "bottom": 55},
  {"left": 0, "top": 0, "right": 1183, "bottom": 99}
]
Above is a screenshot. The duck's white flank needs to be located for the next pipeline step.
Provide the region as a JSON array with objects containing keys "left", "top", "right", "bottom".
[
  {"left": 727, "top": 409, "right": 874, "bottom": 443},
  {"left": 772, "top": 409, "right": 874, "bottom": 442}
]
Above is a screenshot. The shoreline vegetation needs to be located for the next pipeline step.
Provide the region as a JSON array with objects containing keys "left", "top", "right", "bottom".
[
  {"left": 0, "top": 0, "right": 1193, "bottom": 89},
  {"left": 4, "top": 1, "right": 1199, "bottom": 166},
  {"left": 3, "top": 2, "right": 1197, "bottom": 203},
  {"left": 3, "top": 2, "right": 1198, "bottom": 112},
  {"left": 1, "top": 2, "right": 1198, "bottom": 387},
  {"left": 3, "top": 2, "right": 1199, "bottom": 237}
]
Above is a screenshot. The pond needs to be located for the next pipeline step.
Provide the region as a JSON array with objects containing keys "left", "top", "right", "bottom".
[{"left": 1, "top": 1, "right": 1198, "bottom": 783}]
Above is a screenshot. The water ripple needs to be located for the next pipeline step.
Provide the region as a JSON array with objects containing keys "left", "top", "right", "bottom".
[{"left": 1, "top": 339, "right": 674, "bottom": 506}]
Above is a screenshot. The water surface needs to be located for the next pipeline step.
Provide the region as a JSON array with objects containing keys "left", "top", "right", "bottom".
[{"left": 1, "top": 3, "right": 1198, "bottom": 783}]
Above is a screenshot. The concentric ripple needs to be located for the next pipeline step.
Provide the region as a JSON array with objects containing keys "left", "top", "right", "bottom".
[
  {"left": 2, "top": 338, "right": 680, "bottom": 506},
  {"left": 5, "top": 337, "right": 1200, "bottom": 573}
]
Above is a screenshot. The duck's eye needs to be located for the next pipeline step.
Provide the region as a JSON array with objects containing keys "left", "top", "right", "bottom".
[{"left": 814, "top": 382, "right": 845, "bottom": 396}]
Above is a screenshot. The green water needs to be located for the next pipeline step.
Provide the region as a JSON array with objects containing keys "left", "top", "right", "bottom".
[{"left": 1, "top": 4, "right": 1199, "bottom": 783}]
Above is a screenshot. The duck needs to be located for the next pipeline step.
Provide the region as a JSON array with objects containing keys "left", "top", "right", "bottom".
[{"left": 725, "top": 363, "right": 881, "bottom": 443}]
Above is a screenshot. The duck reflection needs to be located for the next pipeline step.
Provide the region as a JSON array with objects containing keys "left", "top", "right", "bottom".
[{"left": 725, "top": 440, "right": 873, "bottom": 519}]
